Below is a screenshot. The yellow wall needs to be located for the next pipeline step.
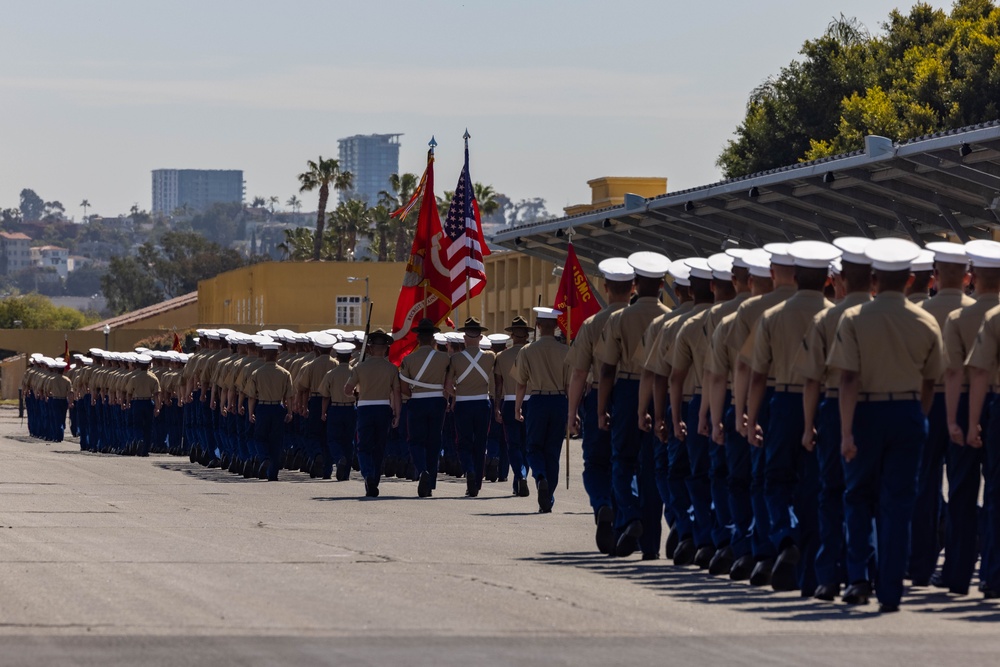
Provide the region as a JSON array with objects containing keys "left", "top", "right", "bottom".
[
  {"left": 119, "top": 301, "right": 199, "bottom": 330},
  {"left": 198, "top": 261, "right": 486, "bottom": 332},
  {"left": 564, "top": 176, "right": 668, "bottom": 217}
]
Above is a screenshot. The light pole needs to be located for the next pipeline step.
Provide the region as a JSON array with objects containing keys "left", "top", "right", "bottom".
[
  {"left": 347, "top": 275, "right": 369, "bottom": 327},
  {"left": 103, "top": 323, "right": 110, "bottom": 350}
]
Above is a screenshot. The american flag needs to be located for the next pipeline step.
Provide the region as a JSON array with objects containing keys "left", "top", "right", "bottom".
[{"left": 441, "top": 139, "right": 489, "bottom": 309}]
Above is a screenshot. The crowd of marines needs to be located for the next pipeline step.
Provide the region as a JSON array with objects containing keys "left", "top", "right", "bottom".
[{"left": 21, "top": 233, "right": 1000, "bottom": 612}]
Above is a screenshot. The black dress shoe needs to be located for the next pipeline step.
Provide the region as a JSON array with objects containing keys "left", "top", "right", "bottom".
[
  {"left": 516, "top": 478, "right": 530, "bottom": 497},
  {"left": 364, "top": 477, "right": 380, "bottom": 497},
  {"left": 207, "top": 458, "right": 220, "bottom": 469},
  {"left": 730, "top": 554, "right": 755, "bottom": 581},
  {"left": 708, "top": 546, "right": 734, "bottom": 575},
  {"left": 664, "top": 526, "right": 680, "bottom": 560},
  {"left": 929, "top": 571, "right": 948, "bottom": 589},
  {"left": 842, "top": 581, "right": 872, "bottom": 605},
  {"left": 485, "top": 458, "right": 499, "bottom": 482},
  {"left": 536, "top": 477, "right": 552, "bottom": 513},
  {"left": 466, "top": 477, "right": 479, "bottom": 497},
  {"left": 189, "top": 446, "right": 199, "bottom": 464},
  {"left": 813, "top": 583, "right": 840, "bottom": 601},
  {"left": 311, "top": 455, "right": 326, "bottom": 479},
  {"left": 771, "top": 544, "right": 800, "bottom": 592},
  {"left": 641, "top": 552, "right": 659, "bottom": 561},
  {"left": 336, "top": 457, "right": 351, "bottom": 481},
  {"left": 879, "top": 603, "right": 900, "bottom": 613},
  {"left": 616, "top": 520, "right": 643, "bottom": 558},
  {"left": 693, "top": 546, "right": 715, "bottom": 569},
  {"left": 982, "top": 587, "right": 1000, "bottom": 599},
  {"left": 258, "top": 460, "right": 270, "bottom": 479},
  {"left": 749, "top": 558, "right": 775, "bottom": 586},
  {"left": 595, "top": 506, "right": 615, "bottom": 555},
  {"left": 417, "top": 471, "right": 432, "bottom": 498},
  {"left": 672, "top": 538, "right": 696, "bottom": 566},
  {"left": 243, "top": 460, "right": 255, "bottom": 479}
]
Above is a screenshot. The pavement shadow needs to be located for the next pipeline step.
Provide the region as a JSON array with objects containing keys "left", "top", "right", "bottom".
[{"left": 520, "top": 550, "right": 1000, "bottom": 621}]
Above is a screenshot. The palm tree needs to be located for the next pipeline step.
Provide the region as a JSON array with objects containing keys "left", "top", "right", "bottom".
[
  {"left": 328, "top": 199, "right": 373, "bottom": 261},
  {"left": 473, "top": 182, "right": 500, "bottom": 217},
  {"left": 276, "top": 227, "right": 317, "bottom": 261},
  {"left": 286, "top": 195, "right": 302, "bottom": 213},
  {"left": 380, "top": 172, "right": 420, "bottom": 261},
  {"left": 80, "top": 199, "right": 90, "bottom": 222},
  {"left": 251, "top": 196, "right": 266, "bottom": 208},
  {"left": 437, "top": 190, "right": 454, "bottom": 220},
  {"left": 371, "top": 197, "right": 395, "bottom": 262},
  {"left": 267, "top": 196, "right": 279, "bottom": 215},
  {"left": 297, "top": 156, "right": 353, "bottom": 262}
]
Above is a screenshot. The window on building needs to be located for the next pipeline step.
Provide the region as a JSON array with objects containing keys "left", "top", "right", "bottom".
[{"left": 336, "top": 295, "right": 363, "bottom": 326}]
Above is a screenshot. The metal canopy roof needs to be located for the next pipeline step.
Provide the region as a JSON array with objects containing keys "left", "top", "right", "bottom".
[{"left": 490, "top": 120, "right": 1000, "bottom": 271}]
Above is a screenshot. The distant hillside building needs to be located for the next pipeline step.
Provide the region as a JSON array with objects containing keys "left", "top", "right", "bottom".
[
  {"left": 31, "top": 245, "right": 70, "bottom": 279},
  {"left": 0, "top": 232, "right": 32, "bottom": 275},
  {"left": 337, "top": 134, "right": 401, "bottom": 205},
  {"left": 151, "top": 169, "right": 245, "bottom": 215}
]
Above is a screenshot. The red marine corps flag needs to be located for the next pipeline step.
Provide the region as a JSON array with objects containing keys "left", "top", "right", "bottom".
[
  {"left": 389, "top": 138, "right": 454, "bottom": 365},
  {"left": 553, "top": 242, "right": 600, "bottom": 342}
]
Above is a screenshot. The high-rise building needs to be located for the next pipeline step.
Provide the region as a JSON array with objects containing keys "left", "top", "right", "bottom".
[
  {"left": 151, "top": 169, "right": 244, "bottom": 215},
  {"left": 337, "top": 134, "right": 402, "bottom": 205}
]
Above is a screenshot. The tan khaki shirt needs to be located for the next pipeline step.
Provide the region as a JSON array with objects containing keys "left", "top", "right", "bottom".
[
  {"left": 127, "top": 370, "right": 161, "bottom": 399},
  {"left": 319, "top": 362, "right": 356, "bottom": 404},
  {"left": 601, "top": 296, "right": 671, "bottom": 377},
  {"left": 399, "top": 346, "right": 450, "bottom": 396},
  {"left": 447, "top": 348, "right": 496, "bottom": 397},
  {"left": 566, "top": 302, "right": 628, "bottom": 383},
  {"left": 348, "top": 357, "right": 399, "bottom": 402},
  {"left": 248, "top": 362, "right": 293, "bottom": 403},
  {"left": 751, "top": 290, "right": 832, "bottom": 385},
  {"left": 513, "top": 336, "right": 568, "bottom": 393},
  {"left": 942, "top": 293, "right": 1000, "bottom": 383},
  {"left": 827, "top": 291, "right": 943, "bottom": 393},
  {"left": 795, "top": 292, "right": 872, "bottom": 390}
]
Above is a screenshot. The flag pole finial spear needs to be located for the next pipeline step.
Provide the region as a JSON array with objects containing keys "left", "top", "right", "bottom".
[
  {"left": 429, "top": 136, "right": 437, "bottom": 154},
  {"left": 463, "top": 128, "right": 470, "bottom": 142}
]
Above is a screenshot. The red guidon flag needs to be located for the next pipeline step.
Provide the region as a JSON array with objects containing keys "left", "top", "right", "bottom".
[
  {"left": 553, "top": 243, "right": 600, "bottom": 342},
  {"left": 389, "top": 148, "right": 454, "bottom": 365},
  {"left": 172, "top": 332, "right": 183, "bottom": 352}
]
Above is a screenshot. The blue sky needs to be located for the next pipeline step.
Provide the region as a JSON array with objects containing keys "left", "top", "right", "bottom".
[{"left": 0, "top": 0, "right": 946, "bottom": 220}]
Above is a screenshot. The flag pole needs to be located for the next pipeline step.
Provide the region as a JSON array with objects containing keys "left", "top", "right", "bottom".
[
  {"left": 565, "top": 299, "right": 572, "bottom": 490},
  {"left": 464, "top": 129, "right": 472, "bottom": 321},
  {"left": 564, "top": 231, "right": 574, "bottom": 490}
]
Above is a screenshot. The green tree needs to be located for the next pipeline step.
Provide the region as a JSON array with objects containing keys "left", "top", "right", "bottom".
[
  {"left": 80, "top": 199, "right": 90, "bottom": 221},
  {"left": 19, "top": 189, "right": 45, "bottom": 221},
  {"left": 286, "top": 195, "right": 302, "bottom": 213},
  {"left": 64, "top": 264, "right": 106, "bottom": 297},
  {"left": 380, "top": 172, "right": 420, "bottom": 261},
  {"left": 718, "top": 1, "right": 1000, "bottom": 176},
  {"left": 277, "top": 227, "right": 323, "bottom": 261},
  {"left": 297, "top": 156, "right": 353, "bottom": 262},
  {"left": 371, "top": 198, "right": 395, "bottom": 262},
  {"left": 101, "top": 256, "right": 163, "bottom": 315},
  {"left": 0, "top": 293, "right": 96, "bottom": 329},
  {"left": 473, "top": 182, "right": 501, "bottom": 218},
  {"left": 327, "top": 198, "right": 372, "bottom": 261},
  {"left": 189, "top": 202, "right": 244, "bottom": 246}
]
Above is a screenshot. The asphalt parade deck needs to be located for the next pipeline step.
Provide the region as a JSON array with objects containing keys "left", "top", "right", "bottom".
[{"left": 0, "top": 406, "right": 997, "bottom": 665}]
